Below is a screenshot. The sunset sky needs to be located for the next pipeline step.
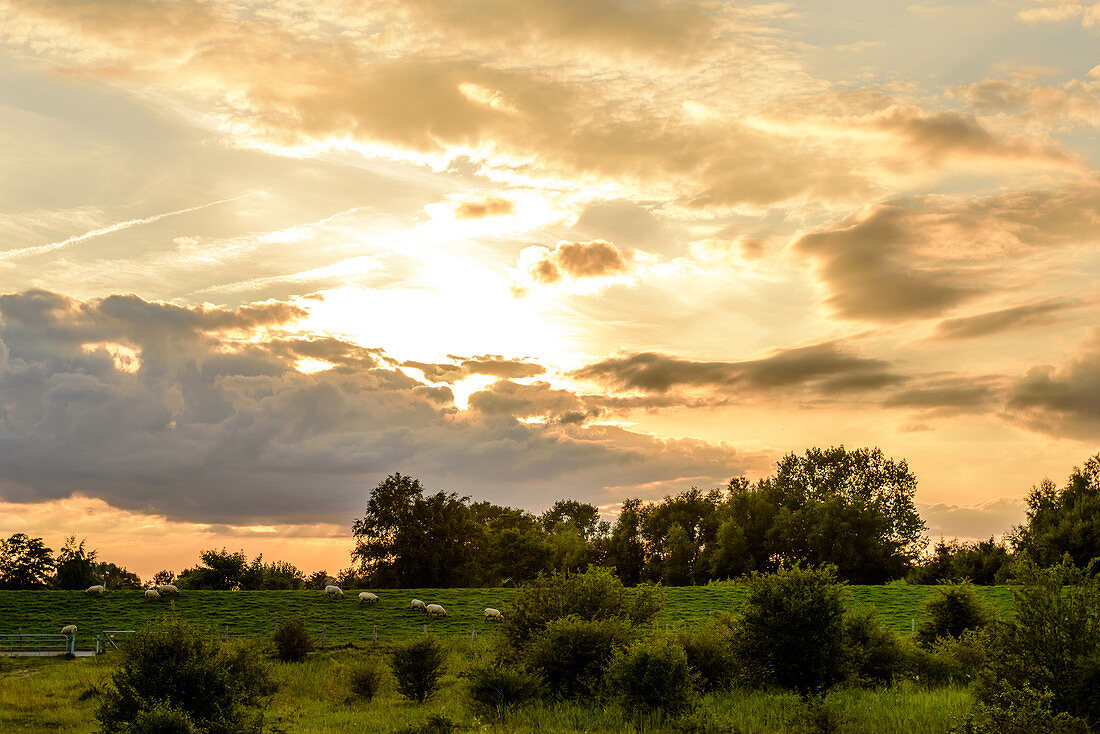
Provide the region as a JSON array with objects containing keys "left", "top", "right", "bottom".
[{"left": 2, "top": 0, "right": 1099, "bottom": 579}]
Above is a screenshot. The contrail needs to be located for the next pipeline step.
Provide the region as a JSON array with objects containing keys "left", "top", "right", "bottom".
[{"left": 0, "top": 193, "right": 253, "bottom": 260}]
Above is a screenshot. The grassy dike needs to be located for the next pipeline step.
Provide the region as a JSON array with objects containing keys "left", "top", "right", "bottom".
[
  {"left": 0, "top": 643, "right": 974, "bottom": 734},
  {"left": 0, "top": 585, "right": 1016, "bottom": 647}
]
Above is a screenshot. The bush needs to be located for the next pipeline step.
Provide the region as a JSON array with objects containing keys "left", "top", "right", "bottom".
[
  {"left": 500, "top": 566, "right": 661, "bottom": 652},
  {"left": 678, "top": 625, "right": 738, "bottom": 692},
  {"left": 96, "top": 617, "right": 276, "bottom": 734},
  {"left": 347, "top": 657, "right": 385, "bottom": 701},
  {"left": 396, "top": 714, "right": 457, "bottom": 734},
  {"left": 524, "top": 616, "right": 632, "bottom": 699},
  {"left": 271, "top": 618, "right": 314, "bottom": 662},
  {"left": 975, "top": 570, "right": 1100, "bottom": 726},
  {"left": 841, "top": 611, "right": 904, "bottom": 686},
  {"left": 605, "top": 637, "right": 697, "bottom": 718},
  {"left": 127, "top": 701, "right": 198, "bottom": 734},
  {"left": 466, "top": 663, "right": 541, "bottom": 721},
  {"left": 391, "top": 636, "right": 446, "bottom": 704},
  {"left": 915, "top": 583, "right": 990, "bottom": 648},
  {"left": 733, "top": 565, "right": 847, "bottom": 694},
  {"left": 958, "top": 684, "right": 1089, "bottom": 734}
]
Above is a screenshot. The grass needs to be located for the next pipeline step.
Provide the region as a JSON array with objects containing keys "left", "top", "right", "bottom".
[
  {"left": 0, "top": 584, "right": 1016, "bottom": 649},
  {"left": 0, "top": 645, "right": 975, "bottom": 733}
]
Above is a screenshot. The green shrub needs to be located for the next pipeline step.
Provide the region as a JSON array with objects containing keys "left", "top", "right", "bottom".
[
  {"left": 347, "top": 657, "right": 384, "bottom": 701},
  {"left": 975, "top": 571, "right": 1100, "bottom": 726},
  {"left": 957, "top": 684, "right": 1089, "bottom": 734},
  {"left": 841, "top": 611, "right": 904, "bottom": 686},
  {"left": 524, "top": 616, "right": 631, "bottom": 699},
  {"left": 790, "top": 694, "right": 847, "bottom": 734},
  {"left": 466, "top": 663, "right": 541, "bottom": 721},
  {"left": 96, "top": 617, "right": 276, "bottom": 734},
  {"left": 733, "top": 565, "right": 847, "bottom": 694},
  {"left": 500, "top": 566, "right": 661, "bottom": 652},
  {"left": 271, "top": 618, "right": 314, "bottom": 662},
  {"left": 390, "top": 636, "right": 446, "bottom": 704},
  {"left": 678, "top": 625, "right": 738, "bottom": 692},
  {"left": 605, "top": 637, "right": 697, "bottom": 718},
  {"left": 916, "top": 583, "right": 990, "bottom": 648},
  {"left": 127, "top": 701, "right": 198, "bottom": 734}
]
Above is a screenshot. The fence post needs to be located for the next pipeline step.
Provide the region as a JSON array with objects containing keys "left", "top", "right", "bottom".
[
  {"left": 224, "top": 625, "right": 229, "bottom": 641},
  {"left": 423, "top": 624, "right": 427, "bottom": 634},
  {"left": 96, "top": 635, "right": 100, "bottom": 655},
  {"left": 372, "top": 625, "right": 377, "bottom": 644},
  {"left": 321, "top": 625, "right": 327, "bottom": 650},
  {"left": 911, "top": 618, "right": 915, "bottom": 635}
]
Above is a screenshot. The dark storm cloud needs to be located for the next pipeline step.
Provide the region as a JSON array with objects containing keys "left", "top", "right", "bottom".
[
  {"left": 932, "top": 299, "right": 1076, "bottom": 340},
  {"left": 572, "top": 343, "right": 898, "bottom": 395},
  {"left": 1008, "top": 332, "right": 1100, "bottom": 439},
  {"left": 0, "top": 290, "right": 755, "bottom": 523}
]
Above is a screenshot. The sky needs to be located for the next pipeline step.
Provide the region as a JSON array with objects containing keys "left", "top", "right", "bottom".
[{"left": 1, "top": 0, "right": 1098, "bottom": 579}]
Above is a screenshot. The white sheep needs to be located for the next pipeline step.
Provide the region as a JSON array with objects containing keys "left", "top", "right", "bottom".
[
  {"left": 156, "top": 584, "right": 179, "bottom": 596},
  {"left": 84, "top": 585, "right": 106, "bottom": 596},
  {"left": 324, "top": 585, "right": 344, "bottom": 599},
  {"left": 426, "top": 603, "right": 447, "bottom": 617},
  {"left": 484, "top": 607, "right": 502, "bottom": 621},
  {"left": 358, "top": 591, "right": 379, "bottom": 604},
  {"left": 411, "top": 598, "right": 427, "bottom": 611},
  {"left": 60, "top": 624, "right": 77, "bottom": 636},
  {"left": 145, "top": 589, "right": 160, "bottom": 600}
]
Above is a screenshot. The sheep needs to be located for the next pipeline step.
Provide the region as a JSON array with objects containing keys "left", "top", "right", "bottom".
[
  {"left": 145, "top": 589, "right": 160, "bottom": 600},
  {"left": 410, "top": 599, "right": 427, "bottom": 612},
  {"left": 425, "top": 603, "right": 447, "bottom": 617},
  {"left": 60, "top": 624, "right": 77, "bottom": 637},
  {"left": 484, "top": 607, "right": 502, "bottom": 621},
  {"left": 358, "top": 591, "right": 379, "bottom": 604},
  {"left": 84, "top": 585, "right": 106, "bottom": 596},
  {"left": 156, "top": 584, "right": 179, "bottom": 596},
  {"left": 324, "top": 585, "right": 343, "bottom": 599}
]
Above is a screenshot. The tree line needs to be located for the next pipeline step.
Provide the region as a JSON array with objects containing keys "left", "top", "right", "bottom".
[{"left": 3, "top": 446, "right": 1099, "bottom": 590}]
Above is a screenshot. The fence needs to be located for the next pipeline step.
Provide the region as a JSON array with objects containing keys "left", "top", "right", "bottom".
[
  {"left": 96, "top": 630, "right": 136, "bottom": 654},
  {"left": 0, "top": 632, "right": 74, "bottom": 656}
]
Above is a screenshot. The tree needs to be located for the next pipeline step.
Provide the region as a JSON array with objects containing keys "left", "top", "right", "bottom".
[
  {"left": 152, "top": 569, "right": 176, "bottom": 586},
  {"left": 54, "top": 536, "right": 98, "bottom": 589},
  {"left": 605, "top": 498, "right": 646, "bottom": 586},
  {"left": 95, "top": 562, "right": 142, "bottom": 589},
  {"left": 539, "top": 499, "right": 606, "bottom": 541},
  {"left": 0, "top": 533, "right": 54, "bottom": 589},
  {"left": 1013, "top": 455, "right": 1100, "bottom": 570},
  {"left": 175, "top": 549, "right": 247, "bottom": 590}
]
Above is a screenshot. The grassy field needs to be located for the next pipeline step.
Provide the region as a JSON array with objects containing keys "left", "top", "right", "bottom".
[
  {"left": 0, "top": 584, "right": 1017, "bottom": 650},
  {"left": 0, "top": 644, "right": 976, "bottom": 734}
]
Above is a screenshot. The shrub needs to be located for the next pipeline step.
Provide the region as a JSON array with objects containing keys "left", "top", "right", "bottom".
[
  {"left": 347, "top": 657, "right": 385, "bottom": 701},
  {"left": 678, "top": 625, "right": 738, "bottom": 692},
  {"left": 605, "top": 637, "right": 697, "bottom": 718},
  {"left": 127, "top": 701, "right": 198, "bottom": 734},
  {"left": 524, "top": 616, "right": 632, "bottom": 699},
  {"left": 271, "top": 618, "right": 314, "bottom": 662},
  {"left": 790, "top": 694, "right": 847, "bottom": 734},
  {"left": 733, "top": 565, "right": 847, "bottom": 694},
  {"left": 466, "top": 663, "right": 541, "bottom": 721},
  {"left": 396, "top": 714, "right": 457, "bottom": 734},
  {"left": 958, "top": 684, "right": 1089, "bottom": 734},
  {"left": 96, "top": 617, "right": 276, "bottom": 734},
  {"left": 975, "top": 570, "right": 1100, "bottom": 726},
  {"left": 391, "top": 636, "right": 446, "bottom": 704},
  {"left": 500, "top": 566, "right": 661, "bottom": 652},
  {"left": 841, "top": 611, "right": 904, "bottom": 686},
  {"left": 915, "top": 583, "right": 990, "bottom": 648}
]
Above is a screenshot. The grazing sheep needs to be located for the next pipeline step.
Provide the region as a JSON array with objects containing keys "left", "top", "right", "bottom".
[
  {"left": 145, "top": 589, "right": 160, "bottom": 600},
  {"left": 411, "top": 599, "right": 427, "bottom": 611},
  {"left": 426, "top": 603, "right": 447, "bottom": 617},
  {"left": 60, "top": 625, "right": 77, "bottom": 636},
  {"left": 85, "top": 585, "right": 106, "bottom": 596},
  {"left": 156, "top": 584, "right": 179, "bottom": 596},
  {"left": 324, "top": 585, "right": 343, "bottom": 599},
  {"left": 484, "top": 607, "right": 502, "bottom": 621},
  {"left": 358, "top": 592, "right": 379, "bottom": 604}
]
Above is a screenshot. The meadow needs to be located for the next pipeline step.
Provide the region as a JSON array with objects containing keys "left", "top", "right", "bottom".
[{"left": 0, "top": 584, "right": 1016, "bottom": 650}]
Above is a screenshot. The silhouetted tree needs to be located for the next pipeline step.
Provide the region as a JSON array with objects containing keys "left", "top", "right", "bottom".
[
  {"left": 1013, "top": 455, "right": 1100, "bottom": 570},
  {"left": 0, "top": 533, "right": 54, "bottom": 589},
  {"left": 54, "top": 536, "right": 98, "bottom": 589}
]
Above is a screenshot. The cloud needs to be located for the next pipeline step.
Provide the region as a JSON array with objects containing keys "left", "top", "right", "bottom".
[
  {"left": 793, "top": 177, "right": 1100, "bottom": 322},
  {"left": 0, "top": 289, "right": 759, "bottom": 522},
  {"left": 524, "top": 240, "right": 633, "bottom": 285},
  {"left": 919, "top": 497, "right": 1026, "bottom": 539},
  {"left": 453, "top": 196, "right": 515, "bottom": 219},
  {"left": 953, "top": 75, "right": 1100, "bottom": 131},
  {"left": 882, "top": 378, "right": 1002, "bottom": 413},
  {"left": 404, "top": 354, "right": 546, "bottom": 383},
  {"left": 1016, "top": 1, "right": 1100, "bottom": 27},
  {"left": 1008, "top": 331, "right": 1100, "bottom": 439},
  {"left": 932, "top": 299, "right": 1077, "bottom": 340},
  {"left": 572, "top": 342, "right": 901, "bottom": 396}
]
